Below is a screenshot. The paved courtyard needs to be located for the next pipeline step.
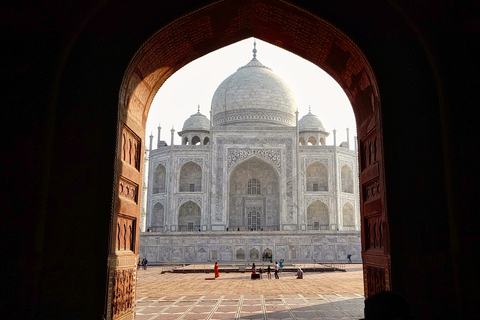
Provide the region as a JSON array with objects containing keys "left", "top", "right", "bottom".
[{"left": 135, "top": 264, "right": 364, "bottom": 320}]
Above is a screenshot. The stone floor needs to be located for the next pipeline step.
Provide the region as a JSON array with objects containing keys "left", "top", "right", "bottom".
[{"left": 135, "top": 264, "right": 364, "bottom": 320}]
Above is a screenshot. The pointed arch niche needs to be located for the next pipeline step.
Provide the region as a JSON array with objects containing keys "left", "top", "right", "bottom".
[
  {"left": 116, "top": 1, "right": 385, "bottom": 316},
  {"left": 228, "top": 156, "right": 279, "bottom": 230}
]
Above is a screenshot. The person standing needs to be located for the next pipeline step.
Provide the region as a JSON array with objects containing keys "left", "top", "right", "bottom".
[
  {"left": 143, "top": 258, "right": 148, "bottom": 270},
  {"left": 267, "top": 265, "right": 272, "bottom": 279},
  {"left": 214, "top": 262, "right": 220, "bottom": 278},
  {"left": 274, "top": 261, "right": 280, "bottom": 279},
  {"left": 279, "top": 259, "right": 284, "bottom": 272}
]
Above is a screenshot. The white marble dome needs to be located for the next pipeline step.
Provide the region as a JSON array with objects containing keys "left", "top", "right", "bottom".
[
  {"left": 211, "top": 55, "right": 297, "bottom": 127},
  {"left": 299, "top": 111, "right": 326, "bottom": 132},
  {"left": 182, "top": 110, "right": 210, "bottom": 131}
]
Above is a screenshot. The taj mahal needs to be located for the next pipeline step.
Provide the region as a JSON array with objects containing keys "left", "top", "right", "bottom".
[{"left": 140, "top": 43, "right": 361, "bottom": 264}]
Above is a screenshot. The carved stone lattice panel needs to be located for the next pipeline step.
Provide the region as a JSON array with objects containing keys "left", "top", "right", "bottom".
[
  {"left": 121, "top": 125, "right": 141, "bottom": 171},
  {"left": 305, "top": 158, "right": 329, "bottom": 167},
  {"left": 117, "top": 215, "right": 136, "bottom": 252},
  {"left": 176, "top": 196, "right": 203, "bottom": 209},
  {"left": 228, "top": 148, "right": 281, "bottom": 170},
  {"left": 365, "top": 265, "right": 386, "bottom": 297},
  {"left": 363, "top": 178, "right": 381, "bottom": 202},
  {"left": 112, "top": 267, "right": 136, "bottom": 319},
  {"left": 305, "top": 196, "right": 331, "bottom": 208},
  {"left": 360, "top": 130, "right": 377, "bottom": 171},
  {"left": 119, "top": 176, "right": 138, "bottom": 203},
  {"left": 178, "top": 157, "right": 204, "bottom": 168},
  {"left": 365, "top": 215, "right": 383, "bottom": 251}
]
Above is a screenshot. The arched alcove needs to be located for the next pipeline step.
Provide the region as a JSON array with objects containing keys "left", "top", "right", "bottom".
[
  {"left": 152, "top": 164, "right": 166, "bottom": 194},
  {"left": 178, "top": 201, "right": 201, "bottom": 231},
  {"left": 151, "top": 202, "right": 164, "bottom": 232},
  {"left": 341, "top": 164, "right": 354, "bottom": 193},
  {"left": 228, "top": 156, "right": 279, "bottom": 230},
  {"left": 306, "top": 162, "right": 328, "bottom": 191},
  {"left": 307, "top": 200, "right": 329, "bottom": 230},
  {"left": 117, "top": 0, "right": 387, "bottom": 315},
  {"left": 179, "top": 161, "right": 202, "bottom": 192}
]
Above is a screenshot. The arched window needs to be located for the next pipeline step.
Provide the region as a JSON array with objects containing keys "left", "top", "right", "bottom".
[
  {"left": 343, "top": 202, "right": 355, "bottom": 227},
  {"left": 152, "top": 164, "right": 166, "bottom": 194},
  {"left": 183, "top": 137, "right": 189, "bottom": 145},
  {"left": 247, "top": 209, "right": 261, "bottom": 230},
  {"left": 236, "top": 248, "right": 245, "bottom": 260},
  {"left": 203, "top": 137, "right": 210, "bottom": 145},
  {"left": 179, "top": 161, "right": 202, "bottom": 192},
  {"left": 306, "top": 162, "right": 328, "bottom": 191},
  {"left": 247, "top": 178, "right": 261, "bottom": 194},
  {"left": 191, "top": 136, "right": 201, "bottom": 145},
  {"left": 341, "top": 165, "right": 354, "bottom": 193},
  {"left": 152, "top": 202, "right": 164, "bottom": 232},
  {"left": 308, "top": 136, "right": 317, "bottom": 145},
  {"left": 307, "top": 201, "right": 329, "bottom": 230},
  {"left": 299, "top": 137, "right": 306, "bottom": 145}
]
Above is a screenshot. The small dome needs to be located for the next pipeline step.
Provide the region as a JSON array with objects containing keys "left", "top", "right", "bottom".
[
  {"left": 211, "top": 42, "right": 297, "bottom": 127},
  {"left": 299, "top": 110, "right": 326, "bottom": 132},
  {"left": 182, "top": 110, "right": 210, "bottom": 131}
]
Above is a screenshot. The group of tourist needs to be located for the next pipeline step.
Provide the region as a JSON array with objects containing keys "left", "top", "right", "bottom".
[
  {"left": 138, "top": 258, "right": 148, "bottom": 270},
  {"left": 261, "top": 252, "right": 273, "bottom": 262}
]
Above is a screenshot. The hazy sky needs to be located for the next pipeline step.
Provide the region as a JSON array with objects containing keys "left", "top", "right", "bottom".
[{"left": 146, "top": 38, "right": 356, "bottom": 148}]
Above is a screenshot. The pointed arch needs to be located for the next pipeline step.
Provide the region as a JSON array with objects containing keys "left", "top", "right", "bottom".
[
  {"left": 179, "top": 161, "right": 202, "bottom": 192},
  {"left": 306, "top": 161, "right": 328, "bottom": 191},
  {"left": 178, "top": 201, "right": 201, "bottom": 231},
  {"left": 152, "top": 202, "right": 164, "bottom": 232},
  {"left": 153, "top": 164, "right": 166, "bottom": 194},
  {"left": 307, "top": 200, "right": 329, "bottom": 230},
  {"left": 341, "top": 164, "right": 354, "bottom": 193}
]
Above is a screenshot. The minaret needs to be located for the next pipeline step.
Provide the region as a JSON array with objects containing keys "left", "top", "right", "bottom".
[
  {"left": 346, "top": 127, "right": 350, "bottom": 149},
  {"left": 333, "top": 128, "right": 337, "bottom": 146},
  {"left": 170, "top": 126, "right": 175, "bottom": 146},
  {"left": 157, "top": 124, "right": 161, "bottom": 148},
  {"left": 149, "top": 132, "right": 153, "bottom": 151}
]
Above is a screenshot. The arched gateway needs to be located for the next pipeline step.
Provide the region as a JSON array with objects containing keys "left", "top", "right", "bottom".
[{"left": 114, "top": 1, "right": 385, "bottom": 319}]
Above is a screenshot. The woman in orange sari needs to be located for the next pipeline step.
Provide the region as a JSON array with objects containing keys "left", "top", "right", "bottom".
[{"left": 214, "top": 262, "right": 220, "bottom": 278}]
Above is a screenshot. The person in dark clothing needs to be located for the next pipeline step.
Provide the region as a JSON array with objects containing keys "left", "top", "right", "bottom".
[
  {"left": 143, "top": 258, "right": 148, "bottom": 270},
  {"left": 347, "top": 254, "right": 352, "bottom": 263}
]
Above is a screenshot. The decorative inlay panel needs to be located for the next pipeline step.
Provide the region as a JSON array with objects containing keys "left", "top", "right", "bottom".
[
  {"left": 213, "top": 109, "right": 296, "bottom": 126},
  {"left": 305, "top": 196, "right": 331, "bottom": 208},
  {"left": 112, "top": 268, "right": 136, "bottom": 319},
  {"left": 121, "top": 125, "right": 141, "bottom": 170},
  {"left": 117, "top": 215, "right": 135, "bottom": 252},
  {"left": 178, "top": 157, "right": 204, "bottom": 167},
  {"left": 365, "top": 265, "right": 386, "bottom": 297},
  {"left": 119, "top": 176, "right": 138, "bottom": 203},
  {"left": 305, "top": 158, "right": 329, "bottom": 167},
  {"left": 176, "top": 196, "right": 203, "bottom": 209},
  {"left": 363, "top": 178, "right": 381, "bottom": 202},
  {"left": 228, "top": 148, "right": 281, "bottom": 170},
  {"left": 361, "top": 130, "right": 377, "bottom": 171},
  {"left": 365, "top": 215, "right": 383, "bottom": 251}
]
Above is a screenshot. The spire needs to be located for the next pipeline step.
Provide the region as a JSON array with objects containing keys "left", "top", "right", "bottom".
[
  {"left": 309, "top": 105, "right": 311, "bottom": 114},
  {"left": 197, "top": 105, "right": 200, "bottom": 113},
  {"left": 253, "top": 39, "right": 257, "bottom": 59}
]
